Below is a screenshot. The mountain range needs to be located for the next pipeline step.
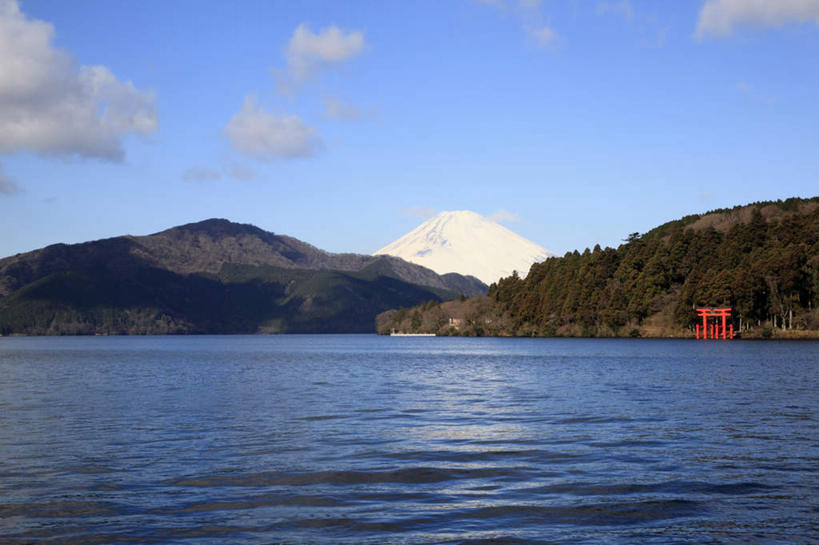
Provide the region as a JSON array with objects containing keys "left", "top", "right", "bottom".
[
  {"left": 375, "top": 210, "right": 554, "bottom": 285},
  {"left": 0, "top": 219, "right": 485, "bottom": 335}
]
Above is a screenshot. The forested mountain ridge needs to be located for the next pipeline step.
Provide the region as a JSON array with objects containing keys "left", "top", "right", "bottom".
[
  {"left": 378, "top": 197, "right": 819, "bottom": 338},
  {"left": 0, "top": 219, "right": 485, "bottom": 297},
  {"left": 0, "top": 219, "right": 485, "bottom": 335}
]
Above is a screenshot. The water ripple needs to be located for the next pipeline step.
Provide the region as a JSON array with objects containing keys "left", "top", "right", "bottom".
[{"left": 0, "top": 335, "right": 816, "bottom": 544}]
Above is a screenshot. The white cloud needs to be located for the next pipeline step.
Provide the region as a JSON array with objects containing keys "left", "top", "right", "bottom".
[
  {"left": 401, "top": 206, "right": 436, "bottom": 219},
  {"left": 282, "top": 23, "right": 365, "bottom": 88},
  {"left": 696, "top": 0, "right": 819, "bottom": 38},
  {"left": 225, "top": 96, "right": 320, "bottom": 161},
  {"left": 323, "top": 96, "right": 363, "bottom": 121},
  {"left": 0, "top": 162, "right": 21, "bottom": 195},
  {"left": 0, "top": 0, "right": 157, "bottom": 161},
  {"left": 596, "top": 0, "right": 634, "bottom": 21},
  {"left": 489, "top": 209, "right": 520, "bottom": 223}
]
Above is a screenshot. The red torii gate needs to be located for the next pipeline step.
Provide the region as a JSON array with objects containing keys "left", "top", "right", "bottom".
[{"left": 695, "top": 307, "right": 733, "bottom": 340}]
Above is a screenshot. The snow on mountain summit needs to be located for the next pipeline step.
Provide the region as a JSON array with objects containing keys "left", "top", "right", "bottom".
[{"left": 374, "top": 210, "right": 555, "bottom": 285}]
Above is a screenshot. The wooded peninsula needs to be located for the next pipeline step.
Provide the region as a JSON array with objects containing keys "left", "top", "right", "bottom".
[{"left": 377, "top": 197, "right": 819, "bottom": 339}]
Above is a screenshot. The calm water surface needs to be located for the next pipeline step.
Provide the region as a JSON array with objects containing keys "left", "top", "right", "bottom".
[{"left": 0, "top": 335, "right": 816, "bottom": 544}]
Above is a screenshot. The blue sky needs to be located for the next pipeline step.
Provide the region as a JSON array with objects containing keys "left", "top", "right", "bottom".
[{"left": 1, "top": 0, "right": 817, "bottom": 258}]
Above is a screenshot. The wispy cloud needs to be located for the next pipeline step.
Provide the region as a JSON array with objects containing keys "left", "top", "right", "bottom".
[
  {"left": 226, "top": 163, "right": 255, "bottom": 181},
  {"left": 278, "top": 23, "right": 366, "bottom": 94},
  {"left": 401, "top": 206, "right": 437, "bottom": 219},
  {"left": 0, "top": 0, "right": 157, "bottom": 161},
  {"left": 182, "top": 163, "right": 257, "bottom": 182},
  {"left": 182, "top": 167, "right": 222, "bottom": 182},
  {"left": 0, "top": 163, "right": 21, "bottom": 195},
  {"left": 489, "top": 209, "right": 520, "bottom": 223},
  {"left": 737, "top": 80, "right": 776, "bottom": 104},
  {"left": 225, "top": 96, "right": 320, "bottom": 161},
  {"left": 527, "top": 24, "right": 558, "bottom": 46},
  {"left": 323, "top": 96, "right": 364, "bottom": 121},
  {"left": 477, "top": 0, "right": 560, "bottom": 48},
  {"left": 648, "top": 22, "right": 671, "bottom": 48},
  {"left": 595, "top": 3, "right": 672, "bottom": 49},
  {"left": 695, "top": 0, "right": 819, "bottom": 39}
]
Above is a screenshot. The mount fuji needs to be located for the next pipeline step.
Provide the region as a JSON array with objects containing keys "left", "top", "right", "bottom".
[{"left": 375, "top": 210, "right": 555, "bottom": 285}]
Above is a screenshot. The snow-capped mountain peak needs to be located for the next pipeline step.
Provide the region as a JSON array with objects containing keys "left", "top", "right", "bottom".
[{"left": 374, "top": 210, "right": 554, "bottom": 285}]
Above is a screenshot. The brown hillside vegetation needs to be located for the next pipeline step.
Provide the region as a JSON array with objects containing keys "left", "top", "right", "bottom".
[
  {"left": 685, "top": 201, "right": 818, "bottom": 234},
  {"left": 377, "top": 296, "right": 515, "bottom": 336}
]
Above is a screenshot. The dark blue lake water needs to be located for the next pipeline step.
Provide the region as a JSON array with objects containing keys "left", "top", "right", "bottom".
[{"left": 0, "top": 335, "right": 816, "bottom": 544}]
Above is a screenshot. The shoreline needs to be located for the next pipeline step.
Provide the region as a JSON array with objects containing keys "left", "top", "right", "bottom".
[{"left": 2, "top": 331, "right": 819, "bottom": 339}]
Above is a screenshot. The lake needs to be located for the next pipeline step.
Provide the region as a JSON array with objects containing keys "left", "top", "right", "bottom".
[{"left": 0, "top": 335, "right": 816, "bottom": 544}]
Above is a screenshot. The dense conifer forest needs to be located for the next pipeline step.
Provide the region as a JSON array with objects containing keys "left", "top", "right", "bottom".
[{"left": 379, "top": 198, "right": 819, "bottom": 338}]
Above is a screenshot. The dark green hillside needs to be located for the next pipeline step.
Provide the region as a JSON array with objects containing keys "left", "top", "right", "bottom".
[
  {"left": 379, "top": 197, "right": 819, "bottom": 338},
  {"left": 491, "top": 197, "right": 818, "bottom": 337},
  {"left": 0, "top": 267, "right": 226, "bottom": 335},
  {"left": 0, "top": 261, "right": 460, "bottom": 335},
  {"left": 0, "top": 219, "right": 485, "bottom": 335},
  {"left": 219, "top": 263, "right": 459, "bottom": 333}
]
